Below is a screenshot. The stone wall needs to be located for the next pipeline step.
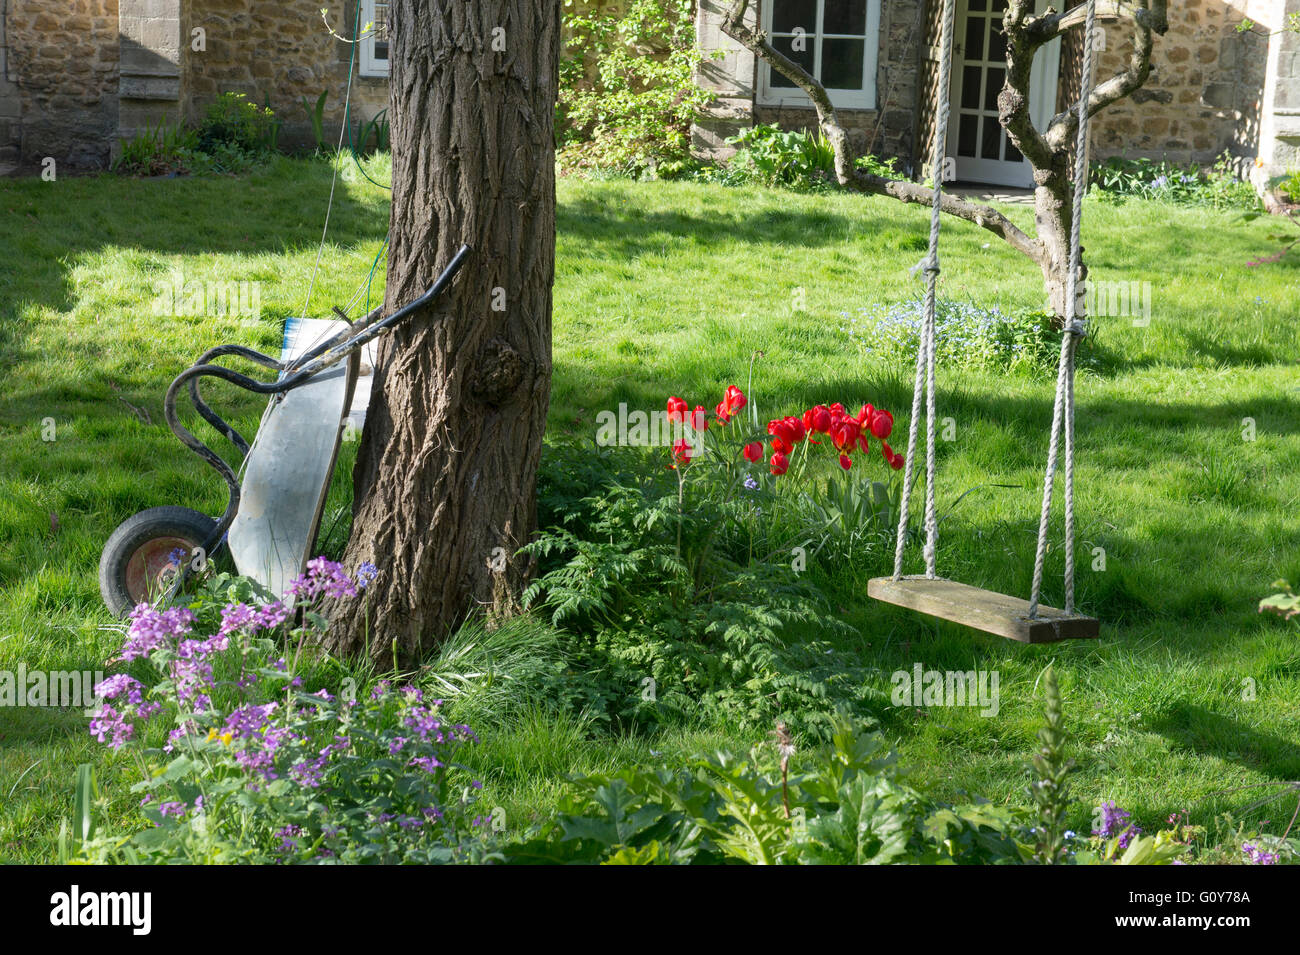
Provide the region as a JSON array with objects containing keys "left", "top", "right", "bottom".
[
  {"left": 187, "top": 0, "right": 387, "bottom": 150},
  {"left": 1256, "top": 0, "right": 1300, "bottom": 184},
  {"left": 6, "top": 0, "right": 120, "bottom": 169},
  {"left": 1090, "top": 0, "right": 1271, "bottom": 166},
  {"left": 693, "top": 0, "right": 922, "bottom": 169}
]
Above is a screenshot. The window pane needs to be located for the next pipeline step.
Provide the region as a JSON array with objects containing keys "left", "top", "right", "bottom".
[
  {"left": 771, "top": 33, "right": 815, "bottom": 87},
  {"left": 374, "top": 1, "right": 389, "bottom": 61},
  {"left": 984, "top": 67, "right": 1004, "bottom": 110},
  {"left": 964, "top": 15, "right": 985, "bottom": 61},
  {"left": 958, "top": 114, "right": 978, "bottom": 158},
  {"left": 981, "top": 116, "right": 1002, "bottom": 159},
  {"left": 772, "top": 0, "right": 818, "bottom": 34},
  {"left": 961, "top": 66, "right": 982, "bottom": 110},
  {"left": 988, "top": 20, "right": 1007, "bottom": 62},
  {"left": 1005, "top": 138, "right": 1023, "bottom": 164},
  {"left": 823, "top": 0, "right": 867, "bottom": 34},
  {"left": 968, "top": 0, "right": 987, "bottom": 9},
  {"left": 821, "top": 37, "right": 865, "bottom": 89}
]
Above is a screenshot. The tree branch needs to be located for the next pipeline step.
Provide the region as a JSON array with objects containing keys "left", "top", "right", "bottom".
[
  {"left": 849, "top": 170, "right": 1043, "bottom": 261},
  {"left": 1002, "top": 0, "right": 1057, "bottom": 170},
  {"left": 721, "top": 0, "right": 1041, "bottom": 263},
  {"left": 1043, "top": 0, "right": 1169, "bottom": 150}
]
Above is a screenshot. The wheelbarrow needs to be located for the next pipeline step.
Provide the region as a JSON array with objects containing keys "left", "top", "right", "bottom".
[{"left": 98, "top": 245, "right": 472, "bottom": 617}]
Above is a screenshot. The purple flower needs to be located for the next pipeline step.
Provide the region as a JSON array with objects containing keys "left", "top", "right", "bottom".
[
  {"left": 256, "top": 601, "right": 291, "bottom": 631},
  {"left": 89, "top": 703, "right": 134, "bottom": 748},
  {"left": 409, "top": 756, "right": 443, "bottom": 773},
  {"left": 219, "top": 602, "right": 258, "bottom": 635},
  {"left": 94, "top": 674, "right": 145, "bottom": 704},
  {"left": 1243, "top": 842, "right": 1279, "bottom": 865},
  {"left": 158, "top": 801, "right": 186, "bottom": 819},
  {"left": 287, "top": 557, "right": 359, "bottom": 601},
  {"left": 121, "top": 605, "right": 195, "bottom": 661},
  {"left": 223, "top": 703, "right": 277, "bottom": 739},
  {"left": 1093, "top": 800, "right": 1141, "bottom": 849},
  {"left": 356, "top": 561, "right": 378, "bottom": 587}
]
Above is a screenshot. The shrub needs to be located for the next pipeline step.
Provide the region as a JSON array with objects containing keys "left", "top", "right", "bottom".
[
  {"left": 524, "top": 384, "right": 909, "bottom": 736},
  {"left": 196, "top": 92, "right": 278, "bottom": 156},
  {"left": 559, "top": 0, "right": 715, "bottom": 176},
  {"left": 508, "top": 714, "right": 1031, "bottom": 864},
  {"left": 1277, "top": 168, "right": 1300, "bottom": 203},
  {"left": 845, "top": 297, "right": 1061, "bottom": 372},
  {"left": 1090, "top": 153, "right": 1260, "bottom": 211},
  {"left": 66, "top": 559, "right": 496, "bottom": 864},
  {"left": 112, "top": 121, "right": 201, "bottom": 177}
]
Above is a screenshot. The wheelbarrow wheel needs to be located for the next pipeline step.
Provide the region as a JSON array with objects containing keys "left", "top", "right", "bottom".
[{"left": 99, "top": 506, "right": 218, "bottom": 618}]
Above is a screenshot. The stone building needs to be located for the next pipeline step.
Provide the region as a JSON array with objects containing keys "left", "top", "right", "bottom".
[
  {"left": 3, "top": 0, "right": 1299, "bottom": 191},
  {"left": 696, "top": 0, "right": 1300, "bottom": 189},
  {"left": 1, "top": 0, "right": 391, "bottom": 171}
]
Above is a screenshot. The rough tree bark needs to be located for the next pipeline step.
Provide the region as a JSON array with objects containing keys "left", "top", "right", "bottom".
[
  {"left": 722, "top": 0, "right": 1169, "bottom": 318},
  {"left": 327, "top": 1, "right": 560, "bottom": 664}
]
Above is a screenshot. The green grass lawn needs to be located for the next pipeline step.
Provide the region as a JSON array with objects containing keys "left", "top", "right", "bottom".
[{"left": 1, "top": 156, "right": 1298, "bottom": 862}]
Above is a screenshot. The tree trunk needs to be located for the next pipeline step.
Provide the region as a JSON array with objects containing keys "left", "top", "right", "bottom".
[
  {"left": 1034, "top": 169, "right": 1077, "bottom": 321},
  {"left": 327, "top": 0, "right": 559, "bottom": 665}
]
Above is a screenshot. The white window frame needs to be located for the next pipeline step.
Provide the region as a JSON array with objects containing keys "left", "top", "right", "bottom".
[
  {"left": 757, "top": 0, "right": 881, "bottom": 111},
  {"left": 359, "top": 0, "right": 390, "bottom": 78}
]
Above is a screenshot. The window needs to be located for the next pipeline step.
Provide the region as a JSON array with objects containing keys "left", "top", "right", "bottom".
[
  {"left": 359, "top": 0, "right": 390, "bottom": 78},
  {"left": 758, "top": 0, "right": 881, "bottom": 110}
]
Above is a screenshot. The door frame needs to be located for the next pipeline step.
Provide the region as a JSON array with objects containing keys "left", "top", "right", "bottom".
[{"left": 947, "top": 0, "right": 1060, "bottom": 188}]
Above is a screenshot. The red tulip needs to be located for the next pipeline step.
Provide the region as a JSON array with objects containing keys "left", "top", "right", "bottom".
[
  {"left": 743, "top": 442, "right": 763, "bottom": 462},
  {"left": 829, "top": 402, "right": 846, "bottom": 417},
  {"left": 832, "top": 420, "right": 860, "bottom": 452},
  {"left": 857, "top": 403, "right": 874, "bottom": 425},
  {"left": 691, "top": 405, "right": 708, "bottom": 431},
  {"left": 839, "top": 454, "right": 852, "bottom": 470},
  {"left": 714, "top": 399, "right": 731, "bottom": 424},
  {"left": 724, "top": 385, "right": 747, "bottom": 414},
  {"left": 672, "top": 438, "right": 694, "bottom": 464},
  {"left": 857, "top": 432, "right": 870, "bottom": 455},
  {"left": 785, "top": 416, "right": 806, "bottom": 443},
  {"left": 772, "top": 436, "right": 792, "bottom": 455},
  {"left": 667, "top": 397, "right": 688, "bottom": 423},
  {"left": 890, "top": 452, "right": 904, "bottom": 470},
  {"left": 870, "top": 408, "right": 894, "bottom": 440},
  {"left": 802, "top": 407, "right": 816, "bottom": 432},
  {"left": 811, "top": 406, "right": 832, "bottom": 434},
  {"left": 770, "top": 451, "right": 789, "bottom": 476}
]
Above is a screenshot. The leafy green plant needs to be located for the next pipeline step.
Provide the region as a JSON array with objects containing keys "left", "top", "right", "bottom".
[
  {"left": 1090, "top": 153, "right": 1260, "bottom": 211},
  {"left": 302, "top": 89, "right": 329, "bottom": 153},
  {"left": 112, "top": 120, "right": 200, "bottom": 176},
  {"left": 1260, "top": 579, "right": 1300, "bottom": 622},
  {"left": 846, "top": 297, "right": 1062, "bottom": 372},
  {"left": 1029, "top": 667, "right": 1075, "bottom": 864},
  {"left": 1276, "top": 168, "right": 1300, "bottom": 203},
  {"left": 508, "top": 715, "right": 1031, "bottom": 864},
  {"left": 559, "top": 0, "right": 715, "bottom": 176},
  {"left": 196, "top": 92, "right": 278, "bottom": 156},
  {"left": 360, "top": 108, "right": 391, "bottom": 154},
  {"left": 724, "top": 124, "right": 837, "bottom": 189}
]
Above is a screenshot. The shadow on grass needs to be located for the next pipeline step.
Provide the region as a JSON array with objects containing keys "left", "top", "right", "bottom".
[{"left": 1152, "top": 702, "right": 1300, "bottom": 782}]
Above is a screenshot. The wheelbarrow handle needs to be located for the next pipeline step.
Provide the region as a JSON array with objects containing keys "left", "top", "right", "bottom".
[{"left": 283, "top": 244, "right": 473, "bottom": 379}]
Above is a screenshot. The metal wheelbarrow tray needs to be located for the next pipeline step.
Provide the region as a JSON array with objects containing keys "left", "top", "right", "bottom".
[{"left": 98, "top": 245, "right": 472, "bottom": 616}]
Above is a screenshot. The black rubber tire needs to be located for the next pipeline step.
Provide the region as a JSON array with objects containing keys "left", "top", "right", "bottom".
[{"left": 99, "top": 506, "right": 218, "bottom": 618}]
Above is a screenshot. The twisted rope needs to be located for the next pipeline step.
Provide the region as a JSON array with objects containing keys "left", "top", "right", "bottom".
[
  {"left": 1029, "top": 0, "right": 1097, "bottom": 617},
  {"left": 893, "top": 0, "right": 955, "bottom": 581}
]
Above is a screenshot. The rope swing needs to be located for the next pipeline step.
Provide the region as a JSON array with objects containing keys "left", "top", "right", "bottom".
[{"left": 868, "top": 0, "right": 1100, "bottom": 644}]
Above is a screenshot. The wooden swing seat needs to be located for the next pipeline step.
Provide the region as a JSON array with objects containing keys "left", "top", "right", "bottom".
[{"left": 867, "top": 576, "right": 1100, "bottom": 644}]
